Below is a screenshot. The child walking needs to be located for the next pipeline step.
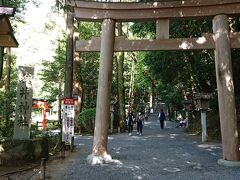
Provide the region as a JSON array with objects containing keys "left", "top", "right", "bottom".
[{"left": 137, "top": 111, "right": 144, "bottom": 135}]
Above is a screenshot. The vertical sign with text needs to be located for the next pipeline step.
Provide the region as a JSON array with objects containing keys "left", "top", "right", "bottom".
[
  {"left": 13, "top": 66, "right": 34, "bottom": 140},
  {"left": 62, "top": 98, "right": 75, "bottom": 145}
]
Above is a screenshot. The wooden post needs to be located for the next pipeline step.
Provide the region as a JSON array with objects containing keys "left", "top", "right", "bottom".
[
  {"left": 92, "top": 18, "right": 115, "bottom": 157},
  {"left": 39, "top": 158, "right": 46, "bottom": 180},
  {"left": 213, "top": 15, "right": 240, "bottom": 161}
]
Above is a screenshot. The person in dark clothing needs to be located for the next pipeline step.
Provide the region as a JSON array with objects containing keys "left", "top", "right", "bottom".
[
  {"left": 127, "top": 112, "right": 134, "bottom": 135},
  {"left": 144, "top": 111, "right": 148, "bottom": 121},
  {"left": 175, "top": 119, "right": 187, "bottom": 128},
  {"left": 137, "top": 111, "right": 144, "bottom": 135},
  {"left": 158, "top": 109, "right": 166, "bottom": 129}
]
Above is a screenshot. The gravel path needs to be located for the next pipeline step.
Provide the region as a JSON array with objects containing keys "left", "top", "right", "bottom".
[{"left": 12, "top": 113, "right": 240, "bottom": 180}]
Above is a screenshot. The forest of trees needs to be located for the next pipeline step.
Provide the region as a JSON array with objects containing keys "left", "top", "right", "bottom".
[{"left": 0, "top": 0, "right": 240, "bottom": 143}]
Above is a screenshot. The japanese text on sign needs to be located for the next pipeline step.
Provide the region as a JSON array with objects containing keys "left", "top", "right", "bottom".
[{"left": 62, "top": 98, "right": 75, "bottom": 145}]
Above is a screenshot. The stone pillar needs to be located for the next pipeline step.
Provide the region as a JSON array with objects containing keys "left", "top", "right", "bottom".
[
  {"left": 13, "top": 66, "right": 34, "bottom": 140},
  {"left": 92, "top": 19, "right": 115, "bottom": 158},
  {"left": 156, "top": 19, "right": 169, "bottom": 39},
  {"left": 200, "top": 111, "right": 207, "bottom": 142},
  {"left": 213, "top": 15, "right": 240, "bottom": 161},
  {"left": 185, "top": 111, "right": 189, "bottom": 127}
]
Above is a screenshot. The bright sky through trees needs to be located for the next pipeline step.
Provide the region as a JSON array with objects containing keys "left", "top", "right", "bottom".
[
  {"left": 12, "top": 0, "right": 65, "bottom": 97},
  {"left": 13, "top": 0, "right": 61, "bottom": 67}
]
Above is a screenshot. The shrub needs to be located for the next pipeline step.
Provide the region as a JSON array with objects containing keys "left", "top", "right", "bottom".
[
  {"left": 77, "top": 108, "right": 96, "bottom": 133},
  {"left": 0, "top": 120, "right": 14, "bottom": 137}
]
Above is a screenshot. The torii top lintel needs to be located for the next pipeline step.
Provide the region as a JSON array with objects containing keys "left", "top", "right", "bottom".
[{"left": 72, "top": 0, "right": 240, "bottom": 22}]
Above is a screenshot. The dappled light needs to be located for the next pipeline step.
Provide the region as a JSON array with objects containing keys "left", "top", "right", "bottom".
[
  {"left": 0, "top": 145, "right": 4, "bottom": 152},
  {"left": 163, "top": 167, "right": 181, "bottom": 173},
  {"left": 196, "top": 36, "right": 207, "bottom": 44},
  {"left": 169, "top": 133, "right": 178, "bottom": 139},
  {"left": 224, "top": 71, "right": 234, "bottom": 92},
  {"left": 234, "top": 130, "right": 238, "bottom": 138},
  {"left": 185, "top": 161, "right": 202, "bottom": 170},
  {"left": 179, "top": 40, "right": 193, "bottom": 49}
]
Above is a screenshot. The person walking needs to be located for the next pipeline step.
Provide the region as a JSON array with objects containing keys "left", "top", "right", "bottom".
[
  {"left": 158, "top": 109, "right": 166, "bottom": 129},
  {"left": 144, "top": 111, "right": 148, "bottom": 121},
  {"left": 127, "top": 112, "right": 134, "bottom": 136},
  {"left": 137, "top": 111, "right": 144, "bottom": 135}
]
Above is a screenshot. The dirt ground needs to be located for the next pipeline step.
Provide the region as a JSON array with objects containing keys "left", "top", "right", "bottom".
[{"left": 0, "top": 147, "right": 81, "bottom": 180}]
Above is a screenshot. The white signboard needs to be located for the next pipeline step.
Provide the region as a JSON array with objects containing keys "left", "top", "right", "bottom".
[{"left": 62, "top": 98, "right": 75, "bottom": 145}]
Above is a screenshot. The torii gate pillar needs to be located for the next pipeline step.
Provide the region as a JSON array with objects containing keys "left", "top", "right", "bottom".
[
  {"left": 88, "top": 18, "right": 115, "bottom": 163},
  {"left": 213, "top": 15, "right": 240, "bottom": 165}
]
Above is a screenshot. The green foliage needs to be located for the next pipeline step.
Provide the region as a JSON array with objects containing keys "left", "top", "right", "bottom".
[
  {"left": 129, "top": 19, "right": 229, "bottom": 140},
  {"left": 79, "top": 22, "right": 101, "bottom": 40},
  {"left": 0, "top": 120, "right": 14, "bottom": 137},
  {"left": 77, "top": 108, "right": 96, "bottom": 132},
  {"left": 39, "top": 38, "right": 66, "bottom": 102},
  {"left": 130, "top": 22, "right": 155, "bottom": 39},
  {"left": 77, "top": 108, "right": 96, "bottom": 123},
  {"left": 74, "top": 22, "right": 102, "bottom": 108},
  {"left": 0, "top": 56, "right": 17, "bottom": 137},
  {"left": 81, "top": 52, "right": 100, "bottom": 108},
  {"left": 131, "top": 19, "right": 216, "bottom": 106}
]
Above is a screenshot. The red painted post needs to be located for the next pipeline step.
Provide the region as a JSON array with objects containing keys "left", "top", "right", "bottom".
[{"left": 42, "top": 100, "right": 48, "bottom": 129}]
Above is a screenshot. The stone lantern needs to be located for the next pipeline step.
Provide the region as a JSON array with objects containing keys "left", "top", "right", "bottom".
[
  {"left": 194, "top": 93, "right": 211, "bottom": 142},
  {"left": 182, "top": 100, "right": 192, "bottom": 127}
]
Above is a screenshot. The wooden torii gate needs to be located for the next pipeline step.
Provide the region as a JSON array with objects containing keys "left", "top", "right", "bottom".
[{"left": 70, "top": 0, "right": 240, "bottom": 166}]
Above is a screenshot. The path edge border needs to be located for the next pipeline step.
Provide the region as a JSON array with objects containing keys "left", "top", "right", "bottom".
[{"left": 217, "top": 159, "right": 240, "bottom": 167}]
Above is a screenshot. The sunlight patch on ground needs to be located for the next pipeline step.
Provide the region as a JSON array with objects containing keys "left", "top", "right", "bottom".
[
  {"left": 181, "top": 152, "right": 191, "bottom": 157},
  {"left": 197, "top": 143, "right": 221, "bottom": 156},
  {"left": 163, "top": 167, "right": 181, "bottom": 173},
  {"left": 156, "top": 134, "right": 166, "bottom": 138},
  {"left": 113, "top": 147, "right": 122, "bottom": 154},
  {"left": 169, "top": 134, "right": 178, "bottom": 139},
  {"left": 210, "top": 152, "right": 217, "bottom": 156},
  {"left": 185, "top": 161, "right": 202, "bottom": 169},
  {"left": 144, "top": 121, "right": 151, "bottom": 125},
  {"left": 77, "top": 143, "right": 85, "bottom": 146},
  {"left": 198, "top": 144, "right": 221, "bottom": 150},
  {"left": 134, "top": 165, "right": 141, "bottom": 169}
]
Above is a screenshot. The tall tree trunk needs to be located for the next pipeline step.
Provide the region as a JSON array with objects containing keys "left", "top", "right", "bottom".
[
  {"left": 151, "top": 80, "right": 156, "bottom": 110},
  {"left": 73, "top": 51, "right": 83, "bottom": 121},
  {"left": 73, "top": 54, "right": 83, "bottom": 107},
  {"left": 128, "top": 57, "right": 135, "bottom": 112},
  {"left": 116, "top": 23, "right": 125, "bottom": 132},
  {"left": 62, "top": 0, "right": 74, "bottom": 156},
  {"left": 0, "top": 0, "right": 3, "bottom": 81},
  {"left": 0, "top": 47, "right": 3, "bottom": 81},
  {"left": 5, "top": 48, "right": 11, "bottom": 127},
  {"left": 58, "top": 80, "right": 62, "bottom": 127},
  {"left": 73, "top": 22, "right": 83, "bottom": 115},
  {"left": 64, "top": 4, "right": 74, "bottom": 98},
  {"left": 92, "top": 18, "right": 115, "bottom": 159}
]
